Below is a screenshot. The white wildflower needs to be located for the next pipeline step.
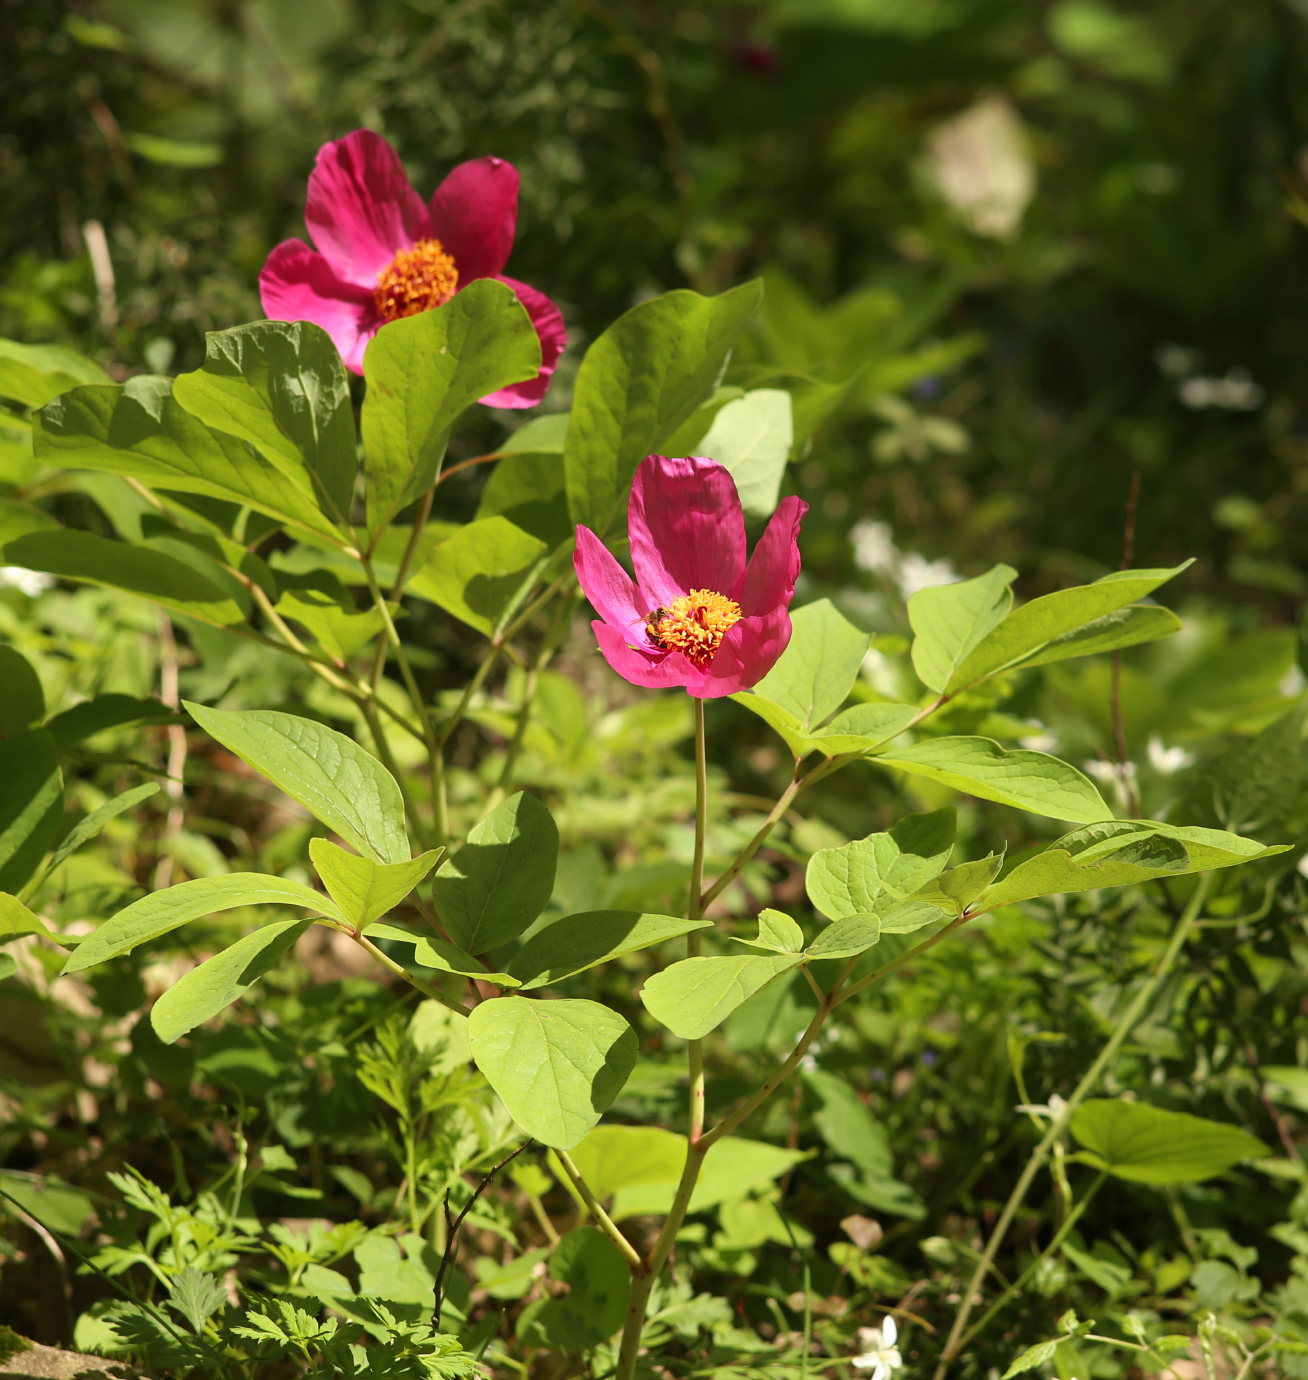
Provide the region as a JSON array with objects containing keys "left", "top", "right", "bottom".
[
  {"left": 0, "top": 567, "right": 55, "bottom": 598},
  {"left": 852, "top": 1316, "right": 903, "bottom": 1379},
  {"left": 1019, "top": 728, "right": 1058, "bottom": 753},
  {"left": 1146, "top": 735, "right": 1194, "bottom": 774},
  {"left": 927, "top": 95, "right": 1034, "bottom": 239},
  {"left": 897, "top": 553, "right": 960, "bottom": 600},
  {"left": 851, "top": 519, "right": 898, "bottom": 575}
]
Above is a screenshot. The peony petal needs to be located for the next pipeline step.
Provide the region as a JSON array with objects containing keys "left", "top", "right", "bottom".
[
  {"left": 689, "top": 606, "right": 794, "bottom": 698},
  {"left": 306, "top": 130, "right": 431, "bottom": 289},
  {"left": 479, "top": 276, "right": 567, "bottom": 409},
  {"left": 628, "top": 456, "right": 747, "bottom": 609},
  {"left": 574, "top": 526, "right": 647, "bottom": 634},
  {"left": 591, "top": 620, "right": 694, "bottom": 690},
  {"left": 428, "top": 157, "right": 519, "bottom": 282},
  {"left": 259, "top": 240, "right": 377, "bottom": 374},
  {"left": 739, "top": 495, "right": 809, "bottom": 617}
]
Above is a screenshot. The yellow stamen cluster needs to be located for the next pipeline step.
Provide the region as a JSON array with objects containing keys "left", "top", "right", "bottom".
[
  {"left": 374, "top": 238, "right": 459, "bottom": 324},
  {"left": 647, "top": 589, "right": 742, "bottom": 667}
]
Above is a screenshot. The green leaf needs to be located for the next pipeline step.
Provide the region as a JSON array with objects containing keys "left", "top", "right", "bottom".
[
  {"left": 0, "top": 646, "right": 44, "bottom": 736},
  {"left": 640, "top": 953, "right": 805, "bottom": 1039},
  {"left": 556, "top": 1125, "right": 688, "bottom": 1200},
  {"left": 979, "top": 821, "right": 1289, "bottom": 910},
  {"left": 476, "top": 453, "right": 570, "bottom": 546},
  {"left": 733, "top": 691, "right": 919, "bottom": 760},
  {"left": 60, "top": 873, "right": 344, "bottom": 975},
  {"left": 1002, "top": 1338, "right": 1059, "bottom": 1379},
  {"left": 0, "top": 338, "right": 111, "bottom": 408},
  {"left": 501, "top": 414, "right": 570, "bottom": 454},
  {"left": 151, "top": 917, "right": 314, "bottom": 1043},
  {"left": 873, "top": 736, "right": 1112, "bottom": 823},
  {"left": 0, "top": 729, "right": 62, "bottom": 893},
  {"left": 45, "top": 694, "right": 181, "bottom": 749},
  {"left": 362, "top": 280, "right": 541, "bottom": 536},
  {"left": 308, "top": 839, "right": 442, "bottom": 927},
  {"left": 910, "top": 853, "right": 1004, "bottom": 914},
  {"left": 467, "top": 997, "right": 638, "bottom": 1148},
  {"left": 806, "top": 809, "right": 955, "bottom": 920},
  {"left": 734, "top": 908, "right": 805, "bottom": 953},
  {"left": 909, "top": 564, "right": 1017, "bottom": 693},
  {"left": 274, "top": 582, "right": 386, "bottom": 662},
  {"left": 166, "top": 1266, "right": 228, "bottom": 1334},
  {"left": 1069, "top": 1098, "right": 1266, "bottom": 1184},
  {"left": 46, "top": 782, "right": 159, "bottom": 873},
  {"left": 521, "top": 1227, "right": 631, "bottom": 1348},
  {"left": 432, "top": 792, "right": 558, "bottom": 953},
  {"left": 34, "top": 377, "right": 348, "bottom": 547},
  {"left": 806, "top": 1068, "right": 893, "bottom": 1179},
  {"left": 508, "top": 911, "right": 710, "bottom": 989},
  {"left": 565, "top": 283, "right": 763, "bottom": 529},
  {"left": 365, "top": 921, "right": 519, "bottom": 986},
  {"left": 5, "top": 530, "right": 246, "bottom": 627},
  {"left": 806, "top": 914, "right": 881, "bottom": 959},
  {"left": 184, "top": 704, "right": 410, "bottom": 864},
  {"left": 407, "top": 517, "right": 548, "bottom": 636},
  {"left": 1014, "top": 604, "right": 1182, "bottom": 669},
  {"left": 750, "top": 599, "right": 870, "bottom": 733},
  {"left": 696, "top": 388, "right": 793, "bottom": 521},
  {"left": 1205, "top": 702, "right": 1305, "bottom": 833},
  {"left": 950, "top": 563, "right": 1193, "bottom": 689},
  {"left": 608, "top": 1136, "right": 808, "bottom": 1219},
  {"left": 172, "top": 320, "right": 356, "bottom": 524},
  {"left": 0, "top": 892, "right": 53, "bottom": 944}
]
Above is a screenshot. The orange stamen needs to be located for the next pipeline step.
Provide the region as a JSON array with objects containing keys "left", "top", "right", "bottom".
[
  {"left": 647, "top": 589, "right": 742, "bottom": 668},
  {"left": 374, "top": 239, "right": 459, "bottom": 324}
]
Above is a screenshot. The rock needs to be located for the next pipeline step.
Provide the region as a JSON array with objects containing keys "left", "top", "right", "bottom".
[{"left": 0, "top": 1331, "right": 144, "bottom": 1380}]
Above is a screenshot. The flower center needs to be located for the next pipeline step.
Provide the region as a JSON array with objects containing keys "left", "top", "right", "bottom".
[
  {"left": 374, "top": 239, "right": 459, "bottom": 324},
  {"left": 646, "top": 589, "right": 742, "bottom": 667}
]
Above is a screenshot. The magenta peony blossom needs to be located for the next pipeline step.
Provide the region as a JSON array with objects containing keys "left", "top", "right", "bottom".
[
  {"left": 259, "top": 129, "right": 565, "bottom": 406},
  {"left": 574, "top": 455, "right": 808, "bottom": 699}
]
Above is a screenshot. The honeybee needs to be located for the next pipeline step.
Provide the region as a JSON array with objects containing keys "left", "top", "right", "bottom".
[{"left": 642, "top": 606, "right": 670, "bottom": 630}]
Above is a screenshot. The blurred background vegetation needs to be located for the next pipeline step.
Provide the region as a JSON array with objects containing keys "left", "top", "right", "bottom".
[{"left": 6, "top": 0, "right": 1308, "bottom": 607}]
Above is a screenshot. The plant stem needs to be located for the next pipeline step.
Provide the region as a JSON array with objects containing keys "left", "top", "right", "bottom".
[
  {"left": 353, "top": 931, "right": 467, "bottom": 1018},
  {"left": 370, "top": 487, "right": 434, "bottom": 690},
  {"left": 930, "top": 874, "right": 1212, "bottom": 1380},
  {"left": 688, "top": 698, "right": 708, "bottom": 1142},
  {"left": 554, "top": 1151, "right": 643, "bottom": 1270}
]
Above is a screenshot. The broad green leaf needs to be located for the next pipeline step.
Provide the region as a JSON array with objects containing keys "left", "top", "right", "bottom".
[
  {"left": 1069, "top": 1098, "right": 1266, "bottom": 1184},
  {"left": 476, "top": 453, "right": 570, "bottom": 546},
  {"left": 362, "top": 280, "right": 540, "bottom": 536},
  {"left": 366, "top": 921, "right": 518, "bottom": 986},
  {"left": 184, "top": 704, "right": 410, "bottom": 865},
  {"left": 950, "top": 563, "right": 1192, "bottom": 689},
  {"left": 979, "top": 820, "right": 1288, "bottom": 910},
  {"left": 34, "top": 377, "right": 347, "bottom": 546},
  {"left": 0, "top": 646, "right": 44, "bottom": 735},
  {"left": 308, "top": 839, "right": 442, "bottom": 927},
  {"left": 733, "top": 691, "right": 919, "bottom": 759},
  {"left": 508, "top": 910, "right": 710, "bottom": 989},
  {"left": 5, "top": 530, "right": 245, "bottom": 627},
  {"left": 806, "top": 914, "right": 881, "bottom": 959},
  {"left": 501, "top": 413, "right": 569, "bottom": 454},
  {"left": 0, "top": 499, "right": 59, "bottom": 546},
  {"left": 806, "top": 1068, "right": 893, "bottom": 1179},
  {"left": 0, "top": 338, "right": 111, "bottom": 408},
  {"left": 750, "top": 599, "right": 870, "bottom": 732},
  {"left": 806, "top": 809, "right": 956, "bottom": 920},
  {"left": 46, "top": 782, "right": 159, "bottom": 873},
  {"left": 1205, "top": 702, "right": 1305, "bottom": 833},
  {"left": 274, "top": 584, "right": 386, "bottom": 663},
  {"left": 909, "top": 564, "right": 1017, "bottom": 693},
  {"left": 556, "top": 1125, "right": 687, "bottom": 1200},
  {"left": 151, "top": 917, "right": 313, "bottom": 1043},
  {"left": 172, "top": 320, "right": 356, "bottom": 524},
  {"left": 0, "top": 729, "right": 62, "bottom": 893},
  {"left": 467, "top": 997, "right": 638, "bottom": 1148},
  {"left": 696, "top": 388, "right": 793, "bottom": 521},
  {"left": 61, "top": 873, "right": 344, "bottom": 975},
  {"left": 734, "top": 908, "right": 805, "bottom": 953},
  {"left": 876, "top": 900, "right": 945, "bottom": 934},
  {"left": 1259, "top": 1067, "right": 1308, "bottom": 1113},
  {"left": 640, "top": 953, "right": 805, "bottom": 1039},
  {"left": 910, "top": 853, "right": 1004, "bottom": 914},
  {"left": 45, "top": 694, "right": 182, "bottom": 749},
  {"left": 522, "top": 1227, "right": 631, "bottom": 1347},
  {"left": 407, "top": 517, "right": 547, "bottom": 636},
  {"left": 565, "top": 282, "right": 763, "bottom": 529},
  {"left": 1015, "top": 604, "right": 1181, "bottom": 669},
  {"left": 609, "top": 1136, "right": 808, "bottom": 1219},
  {"left": 0, "top": 892, "right": 53, "bottom": 944},
  {"left": 432, "top": 792, "right": 558, "bottom": 953},
  {"left": 874, "top": 736, "right": 1112, "bottom": 823},
  {"left": 1002, "top": 1339, "right": 1059, "bottom": 1379}
]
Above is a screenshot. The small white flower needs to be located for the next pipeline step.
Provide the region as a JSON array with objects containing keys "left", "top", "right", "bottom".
[
  {"left": 852, "top": 1316, "right": 902, "bottom": 1378},
  {"left": 1019, "top": 728, "right": 1058, "bottom": 753},
  {"left": 0, "top": 567, "right": 55, "bottom": 598},
  {"left": 1296, "top": 854, "right": 1308, "bottom": 882},
  {"left": 851, "top": 519, "right": 898, "bottom": 575},
  {"left": 1280, "top": 665, "right": 1307, "bottom": 698},
  {"left": 897, "top": 553, "right": 960, "bottom": 600},
  {"left": 1147, "top": 735, "right": 1194, "bottom": 775}
]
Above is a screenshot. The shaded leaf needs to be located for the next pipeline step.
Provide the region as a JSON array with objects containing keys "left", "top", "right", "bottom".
[
  {"left": 407, "top": 517, "right": 547, "bottom": 635},
  {"left": 0, "top": 646, "right": 43, "bottom": 736},
  {"left": 508, "top": 910, "right": 710, "bottom": 988},
  {"left": 696, "top": 388, "right": 793, "bottom": 521},
  {"left": 0, "top": 729, "right": 62, "bottom": 893},
  {"left": 1070, "top": 1098, "right": 1266, "bottom": 1184}
]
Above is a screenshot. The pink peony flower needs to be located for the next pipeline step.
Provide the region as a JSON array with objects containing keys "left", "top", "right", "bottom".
[
  {"left": 574, "top": 455, "right": 808, "bottom": 699},
  {"left": 259, "top": 129, "right": 565, "bottom": 406}
]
